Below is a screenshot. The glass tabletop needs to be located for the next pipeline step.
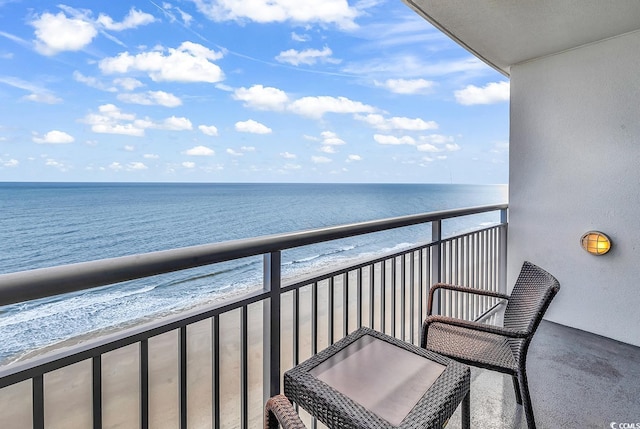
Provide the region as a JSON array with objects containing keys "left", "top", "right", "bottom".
[{"left": 309, "top": 334, "right": 446, "bottom": 426}]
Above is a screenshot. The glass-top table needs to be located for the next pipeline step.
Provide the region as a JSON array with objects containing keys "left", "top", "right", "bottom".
[{"left": 284, "top": 327, "right": 470, "bottom": 428}]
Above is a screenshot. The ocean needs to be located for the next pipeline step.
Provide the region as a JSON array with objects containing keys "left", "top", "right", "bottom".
[{"left": 0, "top": 182, "right": 507, "bottom": 364}]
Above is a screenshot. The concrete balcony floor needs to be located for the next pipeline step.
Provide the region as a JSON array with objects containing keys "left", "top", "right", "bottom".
[{"left": 443, "top": 320, "right": 640, "bottom": 429}]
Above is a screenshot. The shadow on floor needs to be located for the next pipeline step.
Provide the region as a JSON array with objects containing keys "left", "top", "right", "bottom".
[{"left": 445, "top": 320, "right": 640, "bottom": 429}]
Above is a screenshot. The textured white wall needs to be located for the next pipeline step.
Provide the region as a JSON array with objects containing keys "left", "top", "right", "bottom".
[{"left": 508, "top": 31, "right": 640, "bottom": 346}]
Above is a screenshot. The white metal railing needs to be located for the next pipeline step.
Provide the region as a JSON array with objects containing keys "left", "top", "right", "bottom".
[{"left": 0, "top": 204, "right": 507, "bottom": 429}]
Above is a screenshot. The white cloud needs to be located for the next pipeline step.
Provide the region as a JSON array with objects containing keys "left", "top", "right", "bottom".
[
  {"left": 375, "top": 78, "right": 434, "bottom": 94},
  {"left": 355, "top": 114, "right": 438, "bottom": 131},
  {"left": 417, "top": 143, "right": 438, "bottom": 152},
  {"left": 161, "top": 3, "right": 194, "bottom": 26},
  {"left": 311, "top": 155, "right": 332, "bottom": 163},
  {"left": 283, "top": 163, "right": 301, "bottom": 170},
  {"left": 124, "top": 145, "right": 135, "bottom": 151},
  {"left": 30, "top": 7, "right": 156, "bottom": 56},
  {"left": 343, "top": 56, "right": 485, "bottom": 78},
  {"left": 454, "top": 81, "right": 510, "bottom": 105},
  {"left": 73, "top": 71, "right": 117, "bottom": 92},
  {"left": 2, "top": 159, "right": 19, "bottom": 167},
  {"left": 420, "top": 134, "right": 454, "bottom": 144},
  {"left": 281, "top": 151, "right": 297, "bottom": 159},
  {"left": 288, "top": 96, "right": 375, "bottom": 119},
  {"left": 275, "top": 46, "right": 339, "bottom": 66},
  {"left": 113, "top": 77, "right": 143, "bottom": 91},
  {"left": 22, "top": 93, "right": 63, "bottom": 104},
  {"left": 45, "top": 158, "right": 69, "bottom": 171},
  {"left": 291, "top": 32, "right": 310, "bottom": 42},
  {"left": 198, "top": 124, "right": 219, "bottom": 136},
  {"left": 226, "top": 148, "right": 243, "bottom": 156},
  {"left": 143, "top": 153, "right": 159, "bottom": 159},
  {"left": 82, "top": 104, "right": 192, "bottom": 136},
  {"left": 109, "top": 162, "right": 123, "bottom": 171},
  {"left": 128, "top": 161, "right": 148, "bottom": 170},
  {"left": 0, "top": 76, "right": 62, "bottom": 103},
  {"left": 161, "top": 116, "right": 192, "bottom": 130},
  {"left": 320, "top": 146, "right": 336, "bottom": 154},
  {"left": 233, "top": 85, "right": 289, "bottom": 111},
  {"left": 182, "top": 161, "right": 196, "bottom": 168},
  {"left": 184, "top": 145, "right": 215, "bottom": 156},
  {"left": 320, "top": 131, "right": 345, "bottom": 145},
  {"left": 117, "top": 91, "right": 182, "bottom": 107},
  {"left": 100, "top": 42, "right": 225, "bottom": 83},
  {"left": 96, "top": 8, "right": 156, "bottom": 31},
  {"left": 235, "top": 119, "right": 272, "bottom": 134},
  {"left": 191, "top": 0, "right": 359, "bottom": 30},
  {"left": 33, "top": 130, "right": 75, "bottom": 144},
  {"left": 417, "top": 136, "right": 458, "bottom": 152},
  {"left": 373, "top": 134, "right": 415, "bottom": 145},
  {"left": 241, "top": 146, "right": 255, "bottom": 152},
  {"left": 346, "top": 154, "right": 362, "bottom": 162},
  {"left": 31, "top": 12, "right": 97, "bottom": 55}
]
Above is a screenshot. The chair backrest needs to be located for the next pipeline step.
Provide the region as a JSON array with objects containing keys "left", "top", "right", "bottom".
[{"left": 503, "top": 261, "right": 560, "bottom": 337}]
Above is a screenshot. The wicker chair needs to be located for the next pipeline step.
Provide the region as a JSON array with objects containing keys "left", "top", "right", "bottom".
[
  {"left": 265, "top": 394, "right": 307, "bottom": 429},
  {"left": 421, "top": 261, "right": 560, "bottom": 429}
]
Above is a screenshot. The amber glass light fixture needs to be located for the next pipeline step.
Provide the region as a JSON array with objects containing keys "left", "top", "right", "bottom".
[{"left": 580, "top": 231, "right": 611, "bottom": 255}]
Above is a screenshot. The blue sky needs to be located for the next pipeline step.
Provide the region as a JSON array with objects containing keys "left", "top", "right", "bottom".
[{"left": 0, "top": 0, "right": 509, "bottom": 183}]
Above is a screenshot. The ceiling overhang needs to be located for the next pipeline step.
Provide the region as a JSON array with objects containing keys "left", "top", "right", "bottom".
[{"left": 402, "top": 0, "right": 640, "bottom": 76}]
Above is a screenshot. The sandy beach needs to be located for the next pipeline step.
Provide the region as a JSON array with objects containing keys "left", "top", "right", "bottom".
[{"left": 0, "top": 262, "right": 426, "bottom": 429}]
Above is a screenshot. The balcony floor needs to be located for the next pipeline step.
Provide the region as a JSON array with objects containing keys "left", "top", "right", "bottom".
[{"left": 443, "top": 320, "right": 640, "bottom": 429}]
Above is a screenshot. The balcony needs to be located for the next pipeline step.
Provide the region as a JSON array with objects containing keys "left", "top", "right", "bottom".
[{"left": 1, "top": 204, "right": 639, "bottom": 428}]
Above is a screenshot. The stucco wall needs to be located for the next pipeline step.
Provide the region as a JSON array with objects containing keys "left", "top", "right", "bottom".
[{"left": 508, "top": 31, "right": 640, "bottom": 346}]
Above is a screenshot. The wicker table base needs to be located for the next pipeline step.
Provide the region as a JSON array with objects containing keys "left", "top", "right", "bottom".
[{"left": 284, "top": 327, "right": 470, "bottom": 429}]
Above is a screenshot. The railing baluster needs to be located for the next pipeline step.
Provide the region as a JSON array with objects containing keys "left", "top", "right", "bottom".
[
  {"left": 180, "top": 326, "right": 187, "bottom": 429},
  {"left": 499, "top": 209, "right": 508, "bottom": 294},
  {"left": 329, "top": 276, "right": 335, "bottom": 345},
  {"left": 92, "top": 355, "right": 102, "bottom": 429},
  {"left": 410, "top": 251, "right": 415, "bottom": 344},
  {"left": 293, "top": 288, "right": 299, "bottom": 366},
  {"left": 380, "top": 261, "right": 386, "bottom": 334},
  {"left": 263, "top": 251, "right": 281, "bottom": 404},
  {"left": 343, "top": 272, "right": 348, "bottom": 338},
  {"left": 33, "top": 375, "right": 44, "bottom": 429},
  {"left": 419, "top": 248, "right": 424, "bottom": 327},
  {"left": 391, "top": 257, "right": 396, "bottom": 338},
  {"left": 140, "top": 339, "right": 149, "bottom": 429},
  {"left": 312, "top": 283, "right": 318, "bottom": 355},
  {"left": 368, "top": 265, "right": 374, "bottom": 329},
  {"left": 357, "top": 268, "right": 363, "bottom": 329},
  {"left": 241, "top": 306, "right": 248, "bottom": 429},
  {"left": 431, "top": 220, "right": 442, "bottom": 316},
  {"left": 465, "top": 235, "right": 470, "bottom": 320},
  {"left": 212, "top": 316, "right": 220, "bottom": 429},
  {"left": 401, "top": 254, "right": 406, "bottom": 341}
]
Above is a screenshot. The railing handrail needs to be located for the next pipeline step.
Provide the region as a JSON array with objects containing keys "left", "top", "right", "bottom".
[{"left": 0, "top": 204, "right": 507, "bottom": 307}]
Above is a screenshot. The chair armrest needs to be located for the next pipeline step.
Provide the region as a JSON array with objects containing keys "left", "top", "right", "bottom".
[
  {"left": 427, "top": 283, "right": 510, "bottom": 316},
  {"left": 265, "top": 394, "right": 307, "bottom": 429},
  {"left": 424, "top": 315, "right": 528, "bottom": 338}
]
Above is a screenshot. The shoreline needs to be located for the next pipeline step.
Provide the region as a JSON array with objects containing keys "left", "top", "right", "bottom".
[
  {"left": 0, "top": 268, "right": 391, "bottom": 428},
  {"left": 0, "top": 241, "right": 413, "bottom": 368}
]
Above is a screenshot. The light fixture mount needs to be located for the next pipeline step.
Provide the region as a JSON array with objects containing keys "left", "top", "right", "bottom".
[{"left": 580, "top": 231, "right": 611, "bottom": 255}]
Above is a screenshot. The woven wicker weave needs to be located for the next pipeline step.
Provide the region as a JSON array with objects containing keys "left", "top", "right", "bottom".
[
  {"left": 284, "top": 327, "right": 470, "bottom": 429},
  {"left": 265, "top": 394, "right": 307, "bottom": 429},
  {"left": 422, "top": 261, "right": 560, "bottom": 429}
]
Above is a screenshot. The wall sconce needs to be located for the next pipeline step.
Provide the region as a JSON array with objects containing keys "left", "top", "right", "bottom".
[{"left": 581, "top": 231, "right": 612, "bottom": 255}]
